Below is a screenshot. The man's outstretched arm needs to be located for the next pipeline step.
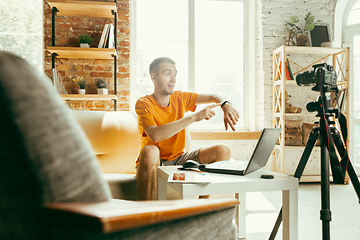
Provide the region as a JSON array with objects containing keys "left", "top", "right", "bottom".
[{"left": 144, "top": 103, "right": 221, "bottom": 143}]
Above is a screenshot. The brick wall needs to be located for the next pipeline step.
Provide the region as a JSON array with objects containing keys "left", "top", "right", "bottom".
[
  {"left": 43, "top": 0, "right": 130, "bottom": 111},
  {"left": 256, "top": 0, "right": 338, "bottom": 128}
]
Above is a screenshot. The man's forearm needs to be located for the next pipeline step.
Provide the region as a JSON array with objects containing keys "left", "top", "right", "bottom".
[
  {"left": 144, "top": 115, "right": 196, "bottom": 143},
  {"left": 196, "top": 94, "right": 228, "bottom": 105}
]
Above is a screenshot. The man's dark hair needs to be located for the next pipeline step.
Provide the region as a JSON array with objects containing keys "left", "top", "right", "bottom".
[{"left": 149, "top": 57, "right": 176, "bottom": 75}]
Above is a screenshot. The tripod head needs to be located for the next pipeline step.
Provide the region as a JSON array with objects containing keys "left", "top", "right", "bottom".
[{"left": 305, "top": 91, "right": 340, "bottom": 120}]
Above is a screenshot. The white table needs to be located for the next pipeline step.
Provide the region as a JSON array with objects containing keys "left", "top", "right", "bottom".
[{"left": 157, "top": 166, "right": 298, "bottom": 240}]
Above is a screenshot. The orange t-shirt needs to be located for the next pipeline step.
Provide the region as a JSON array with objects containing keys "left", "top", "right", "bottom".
[{"left": 135, "top": 91, "right": 198, "bottom": 161}]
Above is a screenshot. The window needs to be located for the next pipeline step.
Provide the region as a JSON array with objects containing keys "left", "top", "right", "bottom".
[
  {"left": 0, "top": 0, "right": 43, "bottom": 71},
  {"left": 343, "top": 0, "right": 360, "bottom": 170},
  {"left": 131, "top": 0, "right": 253, "bottom": 131},
  {"left": 347, "top": 0, "right": 360, "bottom": 25}
]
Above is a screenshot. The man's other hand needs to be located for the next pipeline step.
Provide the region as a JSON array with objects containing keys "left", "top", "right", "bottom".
[{"left": 222, "top": 103, "right": 239, "bottom": 131}]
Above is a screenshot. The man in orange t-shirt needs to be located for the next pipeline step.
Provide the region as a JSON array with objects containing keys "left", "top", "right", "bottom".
[{"left": 135, "top": 57, "right": 239, "bottom": 200}]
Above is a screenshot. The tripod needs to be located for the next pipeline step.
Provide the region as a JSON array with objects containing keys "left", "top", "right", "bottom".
[{"left": 269, "top": 92, "right": 360, "bottom": 240}]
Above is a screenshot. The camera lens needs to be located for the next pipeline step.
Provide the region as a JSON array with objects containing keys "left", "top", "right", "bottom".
[{"left": 296, "top": 71, "right": 314, "bottom": 86}]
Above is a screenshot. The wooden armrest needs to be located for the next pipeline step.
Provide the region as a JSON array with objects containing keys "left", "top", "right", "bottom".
[{"left": 43, "top": 198, "right": 239, "bottom": 234}]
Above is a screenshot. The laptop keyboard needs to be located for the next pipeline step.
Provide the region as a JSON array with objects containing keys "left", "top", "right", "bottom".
[{"left": 206, "top": 160, "right": 248, "bottom": 170}]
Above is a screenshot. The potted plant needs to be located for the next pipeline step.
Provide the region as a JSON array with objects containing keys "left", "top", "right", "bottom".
[
  {"left": 285, "top": 12, "right": 320, "bottom": 46},
  {"left": 78, "top": 34, "right": 93, "bottom": 48},
  {"left": 95, "top": 78, "right": 108, "bottom": 95},
  {"left": 74, "top": 76, "right": 86, "bottom": 94}
]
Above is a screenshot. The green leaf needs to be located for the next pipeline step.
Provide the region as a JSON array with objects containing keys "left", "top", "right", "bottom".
[
  {"left": 305, "top": 23, "right": 315, "bottom": 31},
  {"left": 290, "top": 16, "right": 299, "bottom": 23},
  {"left": 306, "top": 16, "right": 315, "bottom": 24}
]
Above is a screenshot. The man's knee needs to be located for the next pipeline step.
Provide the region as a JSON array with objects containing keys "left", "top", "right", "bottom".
[
  {"left": 215, "top": 143, "right": 231, "bottom": 160},
  {"left": 138, "top": 145, "right": 160, "bottom": 168}
]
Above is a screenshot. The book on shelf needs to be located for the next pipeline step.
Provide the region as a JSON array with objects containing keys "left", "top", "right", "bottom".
[
  {"left": 107, "top": 24, "right": 115, "bottom": 49},
  {"left": 278, "top": 61, "right": 291, "bottom": 80},
  {"left": 286, "top": 58, "right": 294, "bottom": 80},
  {"left": 98, "top": 24, "right": 109, "bottom": 48},
  {"left": 98, "top": 24, "right": 115, "bottom": 48},
  {"left": 338, "top": 88, "right": 347, "bottom": 113}
]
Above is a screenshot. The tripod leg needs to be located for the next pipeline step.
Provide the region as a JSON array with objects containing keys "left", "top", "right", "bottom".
[
  {"left": 268, "top": 209, "right": 282, "bottom": 240},
  {"left": 294, "top": 128, "right": 320, "bottom": 179},
  {"left": 331, "top": 130, "right": 360, "bottom": 202},
  {"left": 320, "top": 118, "right": 332, "bottom": 240},
  {"left": 269, "top": 128, "right": 319, "bottom": 240}
]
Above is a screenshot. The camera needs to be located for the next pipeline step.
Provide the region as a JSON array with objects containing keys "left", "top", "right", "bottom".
[{"left": 296, "top": 63, "right": 338, "bottom": 92}]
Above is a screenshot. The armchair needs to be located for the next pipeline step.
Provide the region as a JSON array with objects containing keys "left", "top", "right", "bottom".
[{"left": 0, "top": 51, "right": 238, "bottom": 239}]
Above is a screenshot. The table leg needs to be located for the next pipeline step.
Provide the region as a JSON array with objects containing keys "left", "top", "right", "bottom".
[
  {"left": 235, "top": 193, "right": 246, "bottom": 239},
  {"left": 282, "top": 189, "right": 298, "bottom": 240},
  {"left": 157, "top": 177, "right": 168, "bottom": 200}
]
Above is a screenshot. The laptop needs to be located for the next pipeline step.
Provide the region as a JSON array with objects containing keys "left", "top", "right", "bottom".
[{"left": 198, "top": 128, "right": 281, "bottom": 175}]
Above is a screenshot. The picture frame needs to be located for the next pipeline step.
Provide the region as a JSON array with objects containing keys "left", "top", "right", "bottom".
[{"left": 309, "top": 24, "right": 330, "bottom": 47}]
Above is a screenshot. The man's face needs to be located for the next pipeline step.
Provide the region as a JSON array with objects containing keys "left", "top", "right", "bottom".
[{"left": 152, "top": 62, "right": 177, "bottom": 96}]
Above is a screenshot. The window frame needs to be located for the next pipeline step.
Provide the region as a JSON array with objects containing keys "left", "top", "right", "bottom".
[
  {"left": 338, "top": 0, "right": 360, "bottom": 171},
  {"left": 130, "top": 0, "right": 257, "bottom": 131},
  {"left": 0, "top": 0, "right": 44, "bottom": 72}
]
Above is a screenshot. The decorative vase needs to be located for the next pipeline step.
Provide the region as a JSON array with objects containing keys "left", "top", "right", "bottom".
[
  {"left": 296, "top": 35, "right": 310, "bottom": 46},
  {"left": 78, "top": 89, "right": 85, "bottom": 94},
  {"left": 97, "top": 88, "right": 108, "bottom": 95},
  {"left": 80, "top": 43, "right": 90, "bottom": 48}
]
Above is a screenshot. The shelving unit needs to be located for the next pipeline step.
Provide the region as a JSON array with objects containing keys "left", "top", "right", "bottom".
[
  {"left": 272, "top": 45, "right": 349, "bottom": 181},
  {"left": 47, "top": 1, "right": 118, "bottom": 110}
]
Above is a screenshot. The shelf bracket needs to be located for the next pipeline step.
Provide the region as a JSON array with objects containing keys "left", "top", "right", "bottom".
[
  {"left": 51, "top": 53, "right": 58, "bottom": 69},
  {"left": 51, "top": 7, "right": 59, "bottom": 47},
  {"left": 112, "top": 54, "right": 117, "bottom": 108}
]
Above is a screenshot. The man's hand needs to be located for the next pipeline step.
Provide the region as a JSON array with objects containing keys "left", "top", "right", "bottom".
[
  {"left": 222, "top": 103, "right": 239, "bottom": 131},
  {"left": 192, "top": 103, "right": 221, "bottom": 122}
]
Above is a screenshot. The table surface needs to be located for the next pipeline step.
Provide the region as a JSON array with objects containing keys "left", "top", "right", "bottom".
[
  {"left": 157, "top": 166, "right": 298, "bottom": 195},
  {"left": 157, "top": 166, "right": 299, "bottom": 240}
]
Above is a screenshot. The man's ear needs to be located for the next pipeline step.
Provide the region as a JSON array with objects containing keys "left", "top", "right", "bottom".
[{"left": 150, "top": 73, "right": 156, "bottom": 82}]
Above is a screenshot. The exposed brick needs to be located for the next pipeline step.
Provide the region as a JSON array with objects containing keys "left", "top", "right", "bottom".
[
  {"left": 118, "top": 66, "right": 129, "bottom": 72},
  {"left": 95, "top": 102, "right": 106, "bottom": 109},
  {"left": 66, "top": 17, "right": 85, "bottom": 24},
  {"left": 90, "top": 72, "right": 113, "bottom": 78},
  {"left": 118, "top": 72, "right": 130, "bottom": 78},
  {"left": 57, "top": 24, "right": 71, "bottom": 30},
  {"left": 56, "top": 64, "right": 72, "bottom": 71}
]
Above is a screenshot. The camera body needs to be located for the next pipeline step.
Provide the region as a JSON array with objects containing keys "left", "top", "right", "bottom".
[{"left": 296, "top": 63, "right": 337, "bottom": 92}]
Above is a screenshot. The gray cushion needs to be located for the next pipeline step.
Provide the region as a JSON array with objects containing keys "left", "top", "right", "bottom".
[
  {"left": 0, "top": 51, "right": 112, "bottom": 239},
  {"left": 51, "top": 206, "right": 236, "bottom": 240}
]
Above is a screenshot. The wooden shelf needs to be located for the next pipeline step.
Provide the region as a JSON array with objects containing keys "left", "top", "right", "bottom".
[
  {"left": 274, "top": 80, "right": 296, "bottom": 85},
  {"left": 274, "top": 112, "right": 316, "bottom": 117},
  {"left": 275, "top": 80, "right": 348, "bottom": 88},
  {"left": 285, "top": 113, "right": 316, "bottom": 117},
  {"left": 273, "top": 46, "right": 348, "bottom": 55},
  {"left": 275, "top": 145, "right": 320, "bottom": 149},
  {"left": 47, "top": 47, "right": 116, "bottom": 59},
  {"left": 47, "top": 1, "right": 116, "bottom": 18},
  {"left": 61, "top": 94, "right": 117, "bottom": 101}
]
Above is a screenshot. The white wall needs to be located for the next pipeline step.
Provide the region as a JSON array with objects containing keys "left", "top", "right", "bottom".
[{"left": 257, "top": 0, "right": 338, "bottom": 128}]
